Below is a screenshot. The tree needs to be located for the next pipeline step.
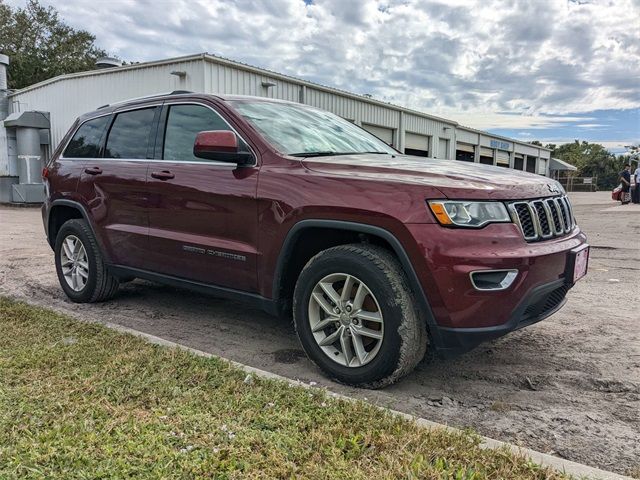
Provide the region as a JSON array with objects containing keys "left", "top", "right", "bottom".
[
  {"left": 549, "top": 140, "right": 625, "bottom": 189},
  {"left": 0, "top": 0, "right": 110, "bottom": 89},
  {"left": 624, "top": 144, "right": 640, "bottom": 163}
]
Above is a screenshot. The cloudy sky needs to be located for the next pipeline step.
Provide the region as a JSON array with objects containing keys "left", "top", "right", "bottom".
[{"left": 11, "top": 0, "right": 640, "bottom": 152}]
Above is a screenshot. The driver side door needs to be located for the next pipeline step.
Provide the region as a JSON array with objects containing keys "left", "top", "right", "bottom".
[{"left": 144, "top": 102, "right": 260, "bottom": 293}]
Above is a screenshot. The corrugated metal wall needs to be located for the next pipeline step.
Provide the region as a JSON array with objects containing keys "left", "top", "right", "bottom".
[
  {"left": 204, "top": 62, "right": 300, "bottom": 102},
  {"left": 9, "top": 59, "right": 204, "bottom": 148},
  {"left": 404, "top": 113, "right": 454, "bottom": 137},
  {"left": 514, "top": 143, "right": 540, "bottom": 156},
  {"left": 456, "top": 128, "right": 479, "bottom": 145},
  {"left": 304, "top": 88, "right": 357, "bottom": 121}
]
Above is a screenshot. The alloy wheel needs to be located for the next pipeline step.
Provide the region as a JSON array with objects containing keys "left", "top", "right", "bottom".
[
  {"left": 308, "top": 273, "right": 384, "bottom": 367},
  {"left": 60, "top": 234, "right": 89, "bottom": 292}
]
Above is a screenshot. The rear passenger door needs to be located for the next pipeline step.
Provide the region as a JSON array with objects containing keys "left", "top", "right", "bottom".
[
  {"left": 144, "top": 102, "right": 259, "bottom": 292},
  {"left": 76, "top": 106, "right": 159, "bottom": 268},
  {"left": 58, "top": 114, "right": 111, "bottom": 207}
]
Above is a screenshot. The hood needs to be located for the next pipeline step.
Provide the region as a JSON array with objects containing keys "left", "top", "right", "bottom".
[{"left": 301, "top": 154, "right": 563, "bottom": 200}]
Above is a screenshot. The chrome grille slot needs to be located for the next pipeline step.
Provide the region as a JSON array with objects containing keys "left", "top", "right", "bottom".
[
  {"left": 512, "top": 202, "right": 537, "bottom": 240},
  {"left": 532, "top": 201, "right": 552, "bottom": 237},
  {"left": 546, "top": 198, "right": 563, "bottom": 234},
  {"left": 557, "top": 196, "right": 573, "bottom": 231},
  {"left": 509, "top": 195, "right": 574, "bottom": 242},
  {"left": 565, "top": 197, "right": 576, "bottom": 228}
]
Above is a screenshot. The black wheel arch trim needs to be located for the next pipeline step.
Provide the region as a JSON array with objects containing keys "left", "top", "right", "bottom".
[
  {"left": 47, "top": 199, "right": 111, "bottom": 263},
  {"left": 272, "top": 219, "right": 445, "bottom": 348}
]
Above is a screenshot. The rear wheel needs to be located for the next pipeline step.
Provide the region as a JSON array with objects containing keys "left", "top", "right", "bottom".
[
  {"left": 54, "top": 219, "right": 119, "bottom": 303},
  {"left": 293, "top": 244, "right": 427, "bottom": 388}
]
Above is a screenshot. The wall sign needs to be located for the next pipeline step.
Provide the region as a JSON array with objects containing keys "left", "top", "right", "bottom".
[{"left": 490, "top": 139, "right": 511, "bottom": 150}]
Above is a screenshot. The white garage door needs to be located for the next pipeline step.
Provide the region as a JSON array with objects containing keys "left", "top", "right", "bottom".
[
  {"left": 456, "top": 142, "right": 474, "bottom": 153},
  {"left": 362, "top": 124, "right": 394, "bottom": 146},
  {"left": 496, "top": 150, "right": 510, "bottom": 165},
  {"left": 479, "top": 147, "right": 493, "bottom": 157},
  {"left": 405, "top": 132, "right": 430, "bottom": 151},
  {"left": 438, "top": 138, "right": 450, "bottom": 158},
  {"left": 538, "top": 158, "right": 548, "bottom": 175}
]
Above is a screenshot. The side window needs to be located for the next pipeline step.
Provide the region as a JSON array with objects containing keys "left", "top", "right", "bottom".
[
  {"left": 104, "top": 108, "right": 156, "bottom": 159},
  {"left": 63, "top": 116, "right": 110, "bottom": 158},
  {"left": 163, "top": 104, "right": 232, "bottom": 162}
]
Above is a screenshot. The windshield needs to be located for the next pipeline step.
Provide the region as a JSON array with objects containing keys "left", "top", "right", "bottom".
[{"left": 228, "top": 100, "right": 396, "bottom": 157}]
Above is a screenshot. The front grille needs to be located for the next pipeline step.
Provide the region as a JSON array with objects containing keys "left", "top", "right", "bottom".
[{"left": 509, "top": 195, "right": 575, "bottom": 242}]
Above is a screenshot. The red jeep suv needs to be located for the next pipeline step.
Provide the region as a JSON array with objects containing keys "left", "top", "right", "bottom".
[{"left": 42, "top": 92, "right": 589, "bottom": 387}]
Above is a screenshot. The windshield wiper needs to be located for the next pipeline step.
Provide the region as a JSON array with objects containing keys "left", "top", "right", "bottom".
[
  {"left": 349, "top": 151, "right": 390, "bottom": 155},
  {"left": 290, "top": 151, "right": 389, "bottom": 157},
  {"left": 290, "top": 151, "right": 353, "bottom": 157}
]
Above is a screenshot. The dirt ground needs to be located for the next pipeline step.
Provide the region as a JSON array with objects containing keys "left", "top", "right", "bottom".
[{"left": 1, "top": 192, "right": 638, "bottom": 476}]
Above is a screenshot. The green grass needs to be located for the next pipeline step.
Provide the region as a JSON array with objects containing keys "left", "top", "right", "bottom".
[{"left": 0, "top": 297, "right": 568, "bottom": 479}]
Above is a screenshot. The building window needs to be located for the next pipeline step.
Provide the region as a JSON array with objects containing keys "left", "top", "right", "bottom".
[
  {"left": 455, "top": 150, "right": 474, "bottom": 162},
  {"left": 405, "top": 147, "right": 429, "bottom": 157}
]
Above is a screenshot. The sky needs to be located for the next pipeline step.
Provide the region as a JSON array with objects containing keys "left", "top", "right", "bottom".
[{"left": 9, "top": 0, "right": 640, "bottom": 153}]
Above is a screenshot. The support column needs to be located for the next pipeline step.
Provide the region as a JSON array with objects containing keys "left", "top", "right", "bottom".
[
  {"left": 299, "top": 85, "right": 306, "bottom": 104},
  {"left": 0, "top": 54, "right": 10, "bottom": 177},
  {"left": 433, "top": 136, "right": 440, "bottom": 158},
  {"left": 397, "top": 111, "right": 405, "bottom": 153}
]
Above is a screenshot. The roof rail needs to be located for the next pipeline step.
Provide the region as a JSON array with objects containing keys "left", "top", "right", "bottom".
[{"left": 96, "top": 90, "right": 195, "bottom": 110}]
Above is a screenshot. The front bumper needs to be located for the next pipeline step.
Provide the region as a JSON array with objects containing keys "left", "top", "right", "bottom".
[
  {"left": 434, "top": 278, "right": 570, "bottom": 355},
  {"left": 404, "top": 222, "right": 588, "bottom": 354}
]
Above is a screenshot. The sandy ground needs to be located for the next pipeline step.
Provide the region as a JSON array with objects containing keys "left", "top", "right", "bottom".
[{"left": 1, "top": 192, "right": 638, "bottom": 476}]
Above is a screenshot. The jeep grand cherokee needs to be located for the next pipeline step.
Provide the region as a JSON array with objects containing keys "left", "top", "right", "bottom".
[{"left": 42, "top": 92, "right": 589, "bottom": 388}]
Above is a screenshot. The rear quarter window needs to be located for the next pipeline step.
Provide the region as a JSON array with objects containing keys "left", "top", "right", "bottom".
[{"left": 63, "top": 116, "right": 110, "bottom": 158}]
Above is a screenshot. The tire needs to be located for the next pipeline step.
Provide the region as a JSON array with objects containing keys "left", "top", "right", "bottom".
[
  {"left": 293, "top": 244, "right": 427, "bottom": 388},
  {"left": 54, "top": 219, "right": 119, "bottom": 303}
]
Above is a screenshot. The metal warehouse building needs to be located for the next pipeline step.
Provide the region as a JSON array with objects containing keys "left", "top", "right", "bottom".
[{"left": 0, "top": 52, "right": 553, "bottom": 202}]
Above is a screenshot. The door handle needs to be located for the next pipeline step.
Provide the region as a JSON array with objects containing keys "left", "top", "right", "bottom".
[
  {"left": 151, "top": 170, "right": 175, "bottom": 180},
  {"left": 84, "top": 166, "right": 102, "bottom": 175}
]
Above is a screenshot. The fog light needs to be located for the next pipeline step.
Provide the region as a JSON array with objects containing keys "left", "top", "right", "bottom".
[{"left": 470, "top": 269, "right": 518, "bottom": 291}]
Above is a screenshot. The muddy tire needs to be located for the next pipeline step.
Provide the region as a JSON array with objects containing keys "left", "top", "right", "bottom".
[
  {"left": 293, "top": 244, "right": 427, "bottom": 388},
  {"left": 54, "top": 219, "right": 119, "bottom": 303}
]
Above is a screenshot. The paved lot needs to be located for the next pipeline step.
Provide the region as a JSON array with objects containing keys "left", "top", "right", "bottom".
[{"left": 1, "top": 192, "right": 638, "bottom": 475}]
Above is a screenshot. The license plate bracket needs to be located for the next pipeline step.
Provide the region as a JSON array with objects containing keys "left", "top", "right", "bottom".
[{"left": 565, "top": 244, "right": 589, "bottom": 285}]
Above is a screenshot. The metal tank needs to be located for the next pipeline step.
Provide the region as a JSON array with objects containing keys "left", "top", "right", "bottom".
[{"left": 2, "top": 110, "right": 50, "bottom": 203}]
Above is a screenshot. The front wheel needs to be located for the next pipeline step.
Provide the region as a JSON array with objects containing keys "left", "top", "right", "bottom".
[{"left": 293, "top": 244, "right": 427, "bottom": 388}]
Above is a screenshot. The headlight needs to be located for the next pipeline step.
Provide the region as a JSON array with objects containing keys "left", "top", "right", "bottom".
[{"left": 428, "top": 200, "right": 511, "bottom": 227}]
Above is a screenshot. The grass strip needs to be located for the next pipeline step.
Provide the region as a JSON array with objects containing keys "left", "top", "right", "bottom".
[{"left": 0, "top": 297, "right": 567, "bottom": 479}]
